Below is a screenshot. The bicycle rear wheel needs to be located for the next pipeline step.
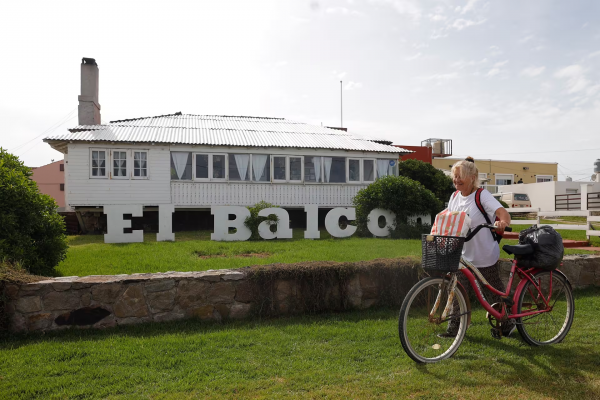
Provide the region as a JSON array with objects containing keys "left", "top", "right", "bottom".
[
  {"left": 516, "top": 270, "right": 574, "bottom": 346},
  {"left": 399, "top": 276, "right": 469, "bottom": 363}
]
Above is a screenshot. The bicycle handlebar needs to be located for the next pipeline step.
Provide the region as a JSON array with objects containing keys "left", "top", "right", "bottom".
[{"left": 464, "top": 224, "right": 512, "bottom": 242}]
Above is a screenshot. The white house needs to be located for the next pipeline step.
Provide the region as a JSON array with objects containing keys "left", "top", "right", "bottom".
[
  {"left": 43, "top": 59, "right": 409, "bottom": 217},
  {"left": 498, "top": 181, "right": 600, "bottom": 212}
]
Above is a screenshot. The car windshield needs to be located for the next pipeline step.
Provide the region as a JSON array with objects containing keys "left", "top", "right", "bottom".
[{"left": 514, "top": 194, "right": 530, "bottom": 201}]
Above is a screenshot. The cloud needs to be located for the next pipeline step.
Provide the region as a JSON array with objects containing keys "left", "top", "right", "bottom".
[
  {"left": 405, "top": 53, "right": 422, "bottom": 61},
  {"left": 489, "top": 45, "right": 503, "bottom": 57},
  {"left": 371, "top": 0, "right": 422, "bottom": 21},
  {"left": 333, "top": 71, "right": 347, "bottom": 79},
  {"left": 493, "top": 60, "right": 509, "bottom": 68},
  {"left": 554, "top": 65, "right": 590, "bottom": 93},
  {"left": 520, "top": 66, "right": 546, "bottom": 77},
  {"left": 460, "top": 0, "right": 481, "bottom": 15},
  {"left": 344, "top": 81, "right": 363, "bottom": 90},
  {"left": 421, "top": 72, "right": 459, "bottom": 84},
  {"left": 451, "top": 18, "right": 486, "bottom": 31},
  {"left": 518, "top": 34, "right": 535, "bottom": 44},
  {"left": 486, "top": 68, "right": 501, "bottom": 77},
  {"left": 325, "top": 7, "right": 363, "bottom": 16},
  {"left": 428, "top": 13, "right": 447, "bottom": 22}
]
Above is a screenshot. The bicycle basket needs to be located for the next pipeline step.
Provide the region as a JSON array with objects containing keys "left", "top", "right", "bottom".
[{"left": 421, "top": 234, "right": 465, "bottom": 272}]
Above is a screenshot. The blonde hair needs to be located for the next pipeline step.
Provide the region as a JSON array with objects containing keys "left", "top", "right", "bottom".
[{"left": 451, "top": 157, "right": 480, "bottom": 189}]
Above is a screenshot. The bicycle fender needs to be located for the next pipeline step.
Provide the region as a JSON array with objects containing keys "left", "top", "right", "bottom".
[{"left": 510, "top": 268, "right": 572, "bottom": 315}]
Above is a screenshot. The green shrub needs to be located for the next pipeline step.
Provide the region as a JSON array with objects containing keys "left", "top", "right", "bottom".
[
  {"left": 0, "top": 149, "right": 67, "bottom": 275},
  {"left": 397, "top": 159, "right": 455, "bottom": 204},
  {"left": 353, "top": 175, "right": 441, "bottom": 238},
  {"left": 244, "top": 201, "right": 280, "bottom": 240}
]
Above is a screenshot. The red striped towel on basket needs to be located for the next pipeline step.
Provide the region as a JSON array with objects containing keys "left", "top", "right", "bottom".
[{"left": 431, "top": 210, "right": 471, "bottom": 237}]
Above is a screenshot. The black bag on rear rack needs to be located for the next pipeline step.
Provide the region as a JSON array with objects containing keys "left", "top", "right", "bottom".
[{"left": 516, "top": 225, "right": 564, "bottom": 270}]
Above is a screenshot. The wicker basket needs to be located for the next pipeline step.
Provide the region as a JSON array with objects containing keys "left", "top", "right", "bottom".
[{"left": 421, "top": 234, "right": 465, "bottom": 272}]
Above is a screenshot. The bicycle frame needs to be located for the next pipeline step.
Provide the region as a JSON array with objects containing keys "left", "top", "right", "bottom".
[{"left": 456, "top": 258, "right": 553, "bottom": 321}]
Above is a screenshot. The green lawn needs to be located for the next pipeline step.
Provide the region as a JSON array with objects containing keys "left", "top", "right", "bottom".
[
  {"left": 1, "top": 288, "right": 599, "bottom": 399},
  {"left": 56, "top": 226, "right": 600, "bottom": 277}
]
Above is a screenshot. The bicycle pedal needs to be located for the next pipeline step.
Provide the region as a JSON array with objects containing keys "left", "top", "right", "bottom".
[{"left": 490, "top": 328, "right": 502, "bottom": 340}]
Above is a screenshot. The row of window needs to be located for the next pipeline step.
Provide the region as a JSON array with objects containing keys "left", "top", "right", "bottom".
[
  {"left": 478, "top": 173, "right": 554, "bottom": 185},
  {"left": 88, "top": 149, "right": 397, "bottom": 183},
  {"left": 170, "top": 152, "right": 397, "bottom": 183},
  {"left": 90, "top": 149, "right": 148, "bottom": 179}
]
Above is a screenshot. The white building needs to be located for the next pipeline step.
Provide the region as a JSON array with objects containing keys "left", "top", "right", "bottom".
[
  {"left": 43, "top": 59, "right": 408, "bottom": 216},
  {"left": 498, "top": 181, "right": 600, "bottom": 212}
]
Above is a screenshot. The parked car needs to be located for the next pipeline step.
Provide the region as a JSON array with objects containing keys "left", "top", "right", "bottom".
[{"left": 493, "top": 192, "right": 531, "bottom": 208}]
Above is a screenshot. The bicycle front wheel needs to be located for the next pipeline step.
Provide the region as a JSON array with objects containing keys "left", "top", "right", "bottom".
[
  {"left": 516, "top": 270, "right": 574, "bottom": 346},
  {"left": 399, "top": 276, "right": 469, "bottom": 363}
]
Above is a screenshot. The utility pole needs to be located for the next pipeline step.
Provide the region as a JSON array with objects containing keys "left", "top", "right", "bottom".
[{"left": 340, "top": 80, "right": 343, "bottom": 128}]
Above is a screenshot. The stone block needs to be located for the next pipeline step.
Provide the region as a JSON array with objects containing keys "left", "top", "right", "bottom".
[
  {"left": 229, "top": 302, "right": 252, "bottom": 319},
  {"left": 234, "top": 281, "right": 255, "bottom": 303},
  {"left": 206, "top": 282, "right": 236, "bottom": 304},
  {"left": 214, "top": 304, "right": 230, "bottom": 319},
  {"left": 346, "top": 275, "right": 362, "bottom": 308},
  {"left": 359, "top": 272, "right": 379, "bottom": 299},
  {"left": 4, "top": 284, "right": 20, "bottom": 300},
  {"left": 81, "top": 292, "right": 92, "bottom": 307},
  {"left": 15, "top": 296, "right": 42, "bottom": 313},
  {"left": 362, "top": 298, "right": 378, "bottom": 309},
  {"left": 145, "top": 279, "right": 175, "bottom": 293},
  {"left": 274, "top": 280, "right": 293, "bottom": 302},
  {"left": 113, "top": 285, "right": 149, "bottom": 318},
  {"left": 189, "top": 305, "right": 215, "bottom": 320},
  {"left": 579, "top": 267, "right": 596, "bottom": 287},
  {"left": 27, "top": 313, "right": 53, "bottom": 331},
  {"left": 92, "top": 283, "right": 123, "bottom": 304},
  {"left": 21, "top": 283, "right": 45, "bottom": 292},
  {"left": 117, "top": 317, "right": 151, "bottom": 326},
  {"left": 9, "top": 313, "right": 27, "bottom": 332},
  {"left": 198, "top": 271, "right": 223, "bottom": 282},
  {"left": 222, "top": 271, "right": 245, "bottom": 281},
  {"left": 71, "top": 282, "right": 93, "bottom": 290},
  {"left": 153, "top": 312, "right": 185, "bottom": 323},
  {"left": 94, "top": 315, "right": 117, "bottom": 329},
  {"left": 176, "top": 280, "right": 210, "bottom": 308},
  {"left": 51, "top": 282, "right": 72, "bottom": 292},
  {"left": 147, "top": 289, "right": 176, "bottom": 313},
  {"left": 42, "top": 291, "right": 81, "bottom": 311}
]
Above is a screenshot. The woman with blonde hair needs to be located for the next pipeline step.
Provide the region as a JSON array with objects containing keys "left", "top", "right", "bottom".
[{"left": 441, "top": 156, "right": 515, "bottom": 338}]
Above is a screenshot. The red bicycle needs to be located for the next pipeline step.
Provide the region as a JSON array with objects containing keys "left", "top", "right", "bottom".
[{"left": 398, "top": 224, "right": 574, "bottom": 363}]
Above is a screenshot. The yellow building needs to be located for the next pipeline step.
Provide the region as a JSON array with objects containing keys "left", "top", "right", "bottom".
[{"left": 432, "top": 158, "right": 558, "bottom": 187}]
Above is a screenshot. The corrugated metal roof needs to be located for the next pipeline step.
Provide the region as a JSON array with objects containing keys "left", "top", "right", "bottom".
[{"left": 45, "top": 113, "right": 408, "bottom": 153}]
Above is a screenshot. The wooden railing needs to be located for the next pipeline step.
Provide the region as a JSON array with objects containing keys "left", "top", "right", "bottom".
[
  {"left": 588, "top": 192, "right": 600, "bottom": 210},
  {"left": 555, "top": 193, "right": 581, "bottom": 211}
]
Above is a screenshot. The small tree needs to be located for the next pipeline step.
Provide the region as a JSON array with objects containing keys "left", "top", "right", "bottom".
[
  {"left": 397, "top": 159, "right": 455, "bottom": 204},
  {"left": 0, "top": 149, "right": 68, "bottom": 275},
  {"left": 244, "top": 201, "right": 280, "bottom": 240},
  {"left": 353, "top": 175, "right": 441, "bottom": 238}
]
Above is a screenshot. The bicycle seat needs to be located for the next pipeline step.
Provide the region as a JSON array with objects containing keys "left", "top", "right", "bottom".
[{"left": 503, "top": 244, "right": 534, "bottom": 255}]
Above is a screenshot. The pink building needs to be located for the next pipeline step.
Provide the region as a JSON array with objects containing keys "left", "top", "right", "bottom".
[{"left": 31, "top": 160, "right": 66, "bottom": 210}]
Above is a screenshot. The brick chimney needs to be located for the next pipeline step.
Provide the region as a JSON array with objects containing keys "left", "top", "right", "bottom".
[{"left": 78, "top": 58, "right": 101, "bottom": 125}]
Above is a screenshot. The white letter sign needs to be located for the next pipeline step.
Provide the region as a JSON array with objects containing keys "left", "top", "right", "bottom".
[
  {"left": 104, "top": 205, "right": 144, "bottom": 243},
  {"left": 211, "top": 206, "right": 252, "bottom": 241},
  {"left": 367, "top": 208, "right": 397, "bottom": 237},
  {"left": 325, "top": 207, "right": 357, "bottom": 238},
  {"left": 258, "top": 208, "right": 293, "bottom": 239},
  {"left": 157, "top": 204, "right": 175, "bottom": 242}
]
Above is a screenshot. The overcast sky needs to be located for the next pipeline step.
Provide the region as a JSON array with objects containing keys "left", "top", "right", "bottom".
[{"left": 1, "top": 0, "right": 599, "bottom": 180}]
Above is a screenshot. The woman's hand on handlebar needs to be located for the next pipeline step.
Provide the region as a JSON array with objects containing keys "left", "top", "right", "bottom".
[{"left": 493, "top": 220, "right": 509, "bottom": 235}]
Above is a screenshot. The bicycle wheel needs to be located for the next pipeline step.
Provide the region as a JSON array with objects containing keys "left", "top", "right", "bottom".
[
  {"left": 516, "top": 270, "right": 574, "bottom": 346},
  {"left": 399, "top": 276, "right": 469, "bottom": 363}
]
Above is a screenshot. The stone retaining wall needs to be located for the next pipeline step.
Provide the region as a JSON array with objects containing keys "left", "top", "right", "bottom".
[{"left": 4, "top": 255, "right": 600, "bottom": 334}]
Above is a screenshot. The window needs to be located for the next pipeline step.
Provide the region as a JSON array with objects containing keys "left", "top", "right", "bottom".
[
  {"left": 229, "top": 154, "right": 251, "bottom": 181},
  {"left": 171, "top": 152, "right": 192, "bottom": 180},
  {"left": 60, "top": 163, "right": 64, "bottom": 171},
  {"left": 252, "top": 154, "right": 270, "bottom": 182},
  {"left": 290, "top": 156, "right": 302, "bottom": 182},
  {"left": 273, "top": 156, "right": 286, "bottom": 181},
  {"left": 60, "top": 183, "right": 64, "bottom": 191},
  {"left": 348, "top": 159, "right": 361, "bottom": 182},
  {"left": 323, "top": 157, "right": 346, "bottom": 183},
  {"left": 536, "top": 175, "right": 553, "bottom": 183},
  {"left": 90, "top": 150, "right": 107, "bottom": 178},
  {"left": 376, "top": 159, "right": 393, "bottom": 178},
  {"left": 112, "top": 150, "right": 128, "bottom": 178},
  {"left": 495, "top": 174, "right": 513, "bottom": 186},
  {"left": 363, "top": 159, "right": 375, "bottom": 182},
  {"left": 195, "top": 154, "right": 209, "bottom": 179},
  {"left": 304, "top": 156, "right": 322, "bottom": 183},
  {"left": 212, "top": 154, "right": 226, "bottom": 180},
  {"left": 133, "top": 151, "right": 148, "bottom": 178}
]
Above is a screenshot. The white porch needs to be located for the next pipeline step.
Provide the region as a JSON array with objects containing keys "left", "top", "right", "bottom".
[{"left": 171, "top": 182, "right": 368, "bottom": 208}]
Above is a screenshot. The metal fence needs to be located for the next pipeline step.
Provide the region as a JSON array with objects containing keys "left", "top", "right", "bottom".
[
  {"left": 555, "top": 193, "right": 582, "bottom": 211},
  {"left": 588, "top": 192, "right": 600, "bottom": 210}
]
